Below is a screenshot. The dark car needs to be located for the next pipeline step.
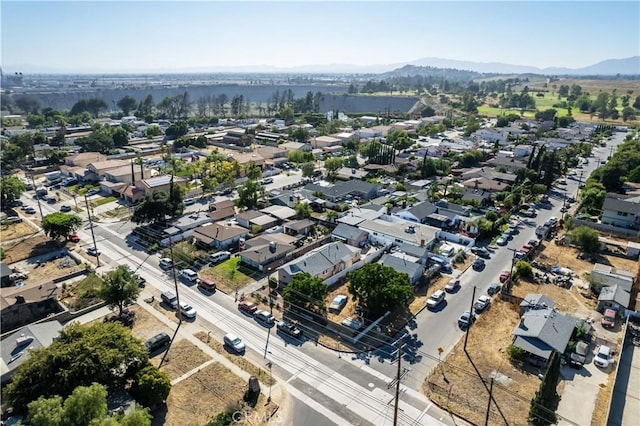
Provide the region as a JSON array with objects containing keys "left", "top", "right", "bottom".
[
  {"left": 277, "top": 320, "right": 303, "bottom": 338},
  {"left": 487, "top": 282, "right": 501, "bottom": 295},
  {"left": 471, "top": 247, "right": 490, "bottom": 258},
  {"left": 145, "top": 332, "right": 170, "bottom": 353},
  {"left": 472, "top": 258, "right": 485, "bottom": 270}
]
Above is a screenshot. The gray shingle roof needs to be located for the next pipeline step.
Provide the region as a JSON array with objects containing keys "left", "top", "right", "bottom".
[
  {"left": 512, "top": 308, "right": 575, "bottom": 359},
  {"left": 408, "top": 202, "right": 437, "bottom": 220},
  {"left": 283, "top": 242, "right": 358, "bottom": 277},
  {"left": 598, "top": 284, "right": 631, "bottom": 307},
  {"left": 332, "top": 223, "right": 367, "bottom": 241},
  {"left": 379, "top": 254, "right": 424, "bottom": 281}
]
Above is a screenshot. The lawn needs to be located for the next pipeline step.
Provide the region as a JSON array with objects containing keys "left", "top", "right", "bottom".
[
  {"left": 59, "top": 272, "right": 103, "bottom": 311},
  {"left": 199, "top": 257, "right": 255, "bottom": 293},
  {"left": 95, "top": 196, "right": 117, "bottom": 206}
]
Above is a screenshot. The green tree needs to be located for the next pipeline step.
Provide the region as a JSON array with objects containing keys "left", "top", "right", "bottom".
[
  {"left": 61, "top": 382, "right": 108, "bottom": 426},
  {"left": 131, "top": 186, "right": 184, "bottom": 224},
  {"left": 86, "top": 98, "right": 108, "bottom": 117},
  {"left": 515, "top": 260, "right": 533, "bottom": 278},
  {"left": 131, "top": 363, "right": 172, "bottom": 407},
  {"left": 27, "top": 395, "right": 64, "bottom": 426},
  {"left": 348, "top": 263, "right": 414, "bottom": 319},
  {"left": 301, "top": 162, "right": 315, "bottom": 178},
  {"left": 100, "top": 265, "right": 141, "bottom": 317},
  {"left": 5, "top": 322, "right": 148, "bottom": 412},
  {"left": 146, "top": 124, "right": 163, "bottom": 138},
  {"left": 324, "top": 157, "right": 344, "bottom": 181},
  {"left": 622, "top": 106, "right": 637, "bottom": 122},
  {"left": 0, "top": 175, "right": 26, "bottom": 205},
  {"left": 117, "top": 96, "right": 138, "bottom": 116},
  {"left": 291, "top": 127, "right": 309, "bottom": 142},
  {"left": 569, "top": 226, "right": 600, "bottom": 254},
  {"left": 236, "top": 180, "right": 264, "bottom": 210},
  {"left": 282, "top": 272, "right": 328, "bottom": 313},
  {"left": 294, "top": 202, "right": 312, "bottom": 219},
  {"left": 42, "top": 212, "right": 82, "bottom": 241},
  {"left": 165, "top": 121, "right": 189, "bottom": 139},
  {"left": 118, "top": 406, "right": 153, "bottom": 426},
  {"left": 112, "top": 127, "right": 129, "bottom": 147},
  {"left": 463, "top": 114, "right": 480, "bottom": 137},
  {"left": 529, "top": 352, "right": 561, "bottom": 426}
]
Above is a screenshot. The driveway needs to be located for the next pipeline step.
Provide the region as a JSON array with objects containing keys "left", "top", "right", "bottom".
[{"left": 557, "top": 352, "right": 612, "bottom": 425}]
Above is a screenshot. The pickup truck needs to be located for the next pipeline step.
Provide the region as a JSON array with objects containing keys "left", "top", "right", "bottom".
[{"left": 570, "top": 341, "right": 589, "bottom": 367}]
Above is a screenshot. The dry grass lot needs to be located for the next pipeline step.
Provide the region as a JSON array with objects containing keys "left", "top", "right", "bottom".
[
  {"left": 28, "top": 256, "right": 84, "bottom": 284},
  {"left": 424, "top": 299, "right": 542, "bottom": 426},
  {"left": 129, "top": 304, "right": 173, "bottom": 340},
  {"left": 591, "top": 370, "right": 617, "bottom": 426},
  {"left": 0, "top": 222, "right": 39, "bottom": 240},
  {"left": 1, "top": 234, "right": 54, "bottom": 263},
  {"left": 150, "top": 339, "right": 212, "bottom": 382}
]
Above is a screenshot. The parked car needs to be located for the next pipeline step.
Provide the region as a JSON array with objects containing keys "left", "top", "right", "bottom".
[
  {"left": 427, "top": 290, "right": 446, "bottom": 310},
  {"left": 184, "top": 198, "right": 196, "bottom": 206},
  {"left": 159, "top": 257, "right": 173, "bottom": 269},
  {"left": 24, "top": 206, "right": 36, "bottom": 214},
  {"left": 458, "top": 311, "right": 476, "bottom": 329},
  {"left": 144, "top": 332, "right": 171, "bottom": 353},
  {"left": 473, "top": 295, "right": 491, "bottom": 313},
  {"left": 496, "top": 236, "right": 508, "bottom": 246},
  {"left": 224, "top": 333, "right": 245, "bottom": 354},
  {"left": 594, "top": 345, "right": 613, "bottom": 368},
  {"left": 68, "top": 233, "right": 80, "bottom": 242},
  {"left": 471, "top": 246, "right": 490, "bottom": 258},
  {"left": 87, "top": 247, "right": 100, "bottom": 257},
  {"left": 487, "top": 282, "right": 501, "bottom": 295},
  {"left": 277, "top": 320, "right": 303, "bottom": 338},
  {"left": 161, "top": 291, "right": 178, "bottom": 309},
  {"left": 329, "top": 295, "right": 348, "bottom": 313},
  {"left": 472, "top": 258, "right": 485, "bottom": 270},
  {"left": 178, "top": 268, "right": 199, "bottom": 283},
  {"left": 499, "top": 271, "right": 510, "bottom": 283},
  {"left": 254, "top": 310, "right": 275, "bottom": 326},
  {"left": 197, "top": 278, "right": 216, "bottom": 292},
  {"left": 261, "top": 177, "right": 274, "bottom": 185},
  {"left": 179, "top": 302, "right": 197, "bottom": 319},
  {"left": 445, "top": 278, "right": 461, "bottom": 292},
  {"left": 60, "top": 204, "right": 72, "bottom": 212},
  {"left": 601, "top": 309, "right": 617, "bottom": 328},
  {"left": 209, "top": 251, "right": 231, "bottom": 264},
  {"left": 570, "top": 341, "right": 589, "bottom": 368},
  {"left": 2, "top": 216, "right": 22, "bottom": 224},
  {"left": 238, "top": 301, "right": 258, "bottom": 314},
  {"left": 86, "top": 189, "right": 101, "bottom": 196},
  {"left": 341, "top": 317, "right": 363, "bottom": 331}
]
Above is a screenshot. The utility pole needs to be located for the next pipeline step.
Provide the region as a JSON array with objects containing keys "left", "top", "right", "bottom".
[
  {"left": 84, "top": 194, "right": 100, "bottom": 267},
  {"left": 168, "top": 236, "right": 183, "bottom": 323},
  {"left": 31, "top": 175, "right": 44, "bottom": 221},
  {"left": 464, "top": 286, "right": 477, "bottom": 351},
  {"left": 393, "top": 338, "right": 402, "bottom": 426}
]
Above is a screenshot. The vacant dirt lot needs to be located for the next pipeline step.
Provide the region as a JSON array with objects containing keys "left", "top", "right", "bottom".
[
  {"left": 511, "top": 279, "right": 593, "bottom": 316},
  {"left": 424, "top": 299, "right": 542, "bottom": 426},
  {"left": 1, "top": 234, "right": 57, "bottom": 263},
  {"left": 151, "top": 339, "right": 212, "bottom": 382},
  {"left": 0, "top": 222, "right": 39, "bottom": 241}
]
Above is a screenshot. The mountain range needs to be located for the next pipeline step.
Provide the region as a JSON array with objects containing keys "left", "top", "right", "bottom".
[{"left": 5, "top": 56, "right": 639, "bottom": 75}]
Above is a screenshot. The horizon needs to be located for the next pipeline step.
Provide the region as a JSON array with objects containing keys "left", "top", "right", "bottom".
[{"left": 2, "top": 1, "right": 639, "bottom": 74}]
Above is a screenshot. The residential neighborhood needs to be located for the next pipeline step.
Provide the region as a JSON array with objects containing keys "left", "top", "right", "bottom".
[{"left": 1, "top": 6, "right": 640, "bottom": 422}]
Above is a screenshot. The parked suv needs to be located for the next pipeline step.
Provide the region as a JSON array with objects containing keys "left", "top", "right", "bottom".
[
  {"left": 179, "top": 268, "right": 199, "bottom": 283},
  {"left": 161, "top": 291, "right": 178, "bottom": 309},
  {"left": 238, "top": 301, "right": 258, "bottom": 314},
  {"left": 145, "top": 332, "right": 170, "bottom": 353},
  {"left": 254, "top": 310, "right": 275, "bottom": 326},
  {"left": 427, "top": 290, "right": 446, "bottom": 310}
]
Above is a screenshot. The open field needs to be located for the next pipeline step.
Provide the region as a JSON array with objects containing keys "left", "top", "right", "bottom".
[
  {"left": 151, "top": 338, "right": 212, "bottom": 382},
  {"left": 1, "top": 234, "right": 60, "bottom": 263},
  {"left": 526, "top": 79, "right": 640, "bottom": 96},
  {"left": 423, "top": 298, "right": 542, "bottom": 425},
  {"left": 0, "top": 221, "right": 39, "bottom": 241},
  {"left": 130, "top": 304, "right": 174, "bottom": 340},
  {"left": 200, "top": 257, "right": 257, "bottom": 293}
]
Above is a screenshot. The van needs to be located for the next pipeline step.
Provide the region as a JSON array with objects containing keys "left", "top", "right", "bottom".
[
  {"left": 209, "top": 251, "right": 231, "bottom": 264},
  {"left": 198, "top": 278, "right": 216, "bottom": 292},
  {"left": 144, "top": 332, "right": 171, "bottom": 353},
  {"left": 161, "top": 291, "right": 178, "bottom": 309}
]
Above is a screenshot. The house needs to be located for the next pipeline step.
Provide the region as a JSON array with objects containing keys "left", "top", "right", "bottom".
[
  {"left": 332, "top": 223, "right": 369, "bottom": 248},
  {"left": 65, "top": 152, "right": 106, "bottom": 167},
  {"left": 519, "top": 293, "right": 556, "bottom": 316},
  {"left": 85, "top": 159, "right": 131, "bottom": 182},
  {"left": 136, "top": 175, "right": 188, "bottom": 197},
  {"left": 260, "top": 205, "right": 297, "bottom": 222},
  {"left": 118, "top": 184, "right": 146, "bottom": 203},
  {"left": 337, "top": 205, "right": 386, "bottom": 226},
  {"left": 280, "top": 141, "right": 312, "bottom": 152},
  {"left": 396, "top": 242, "right": 430, "bottom": 264},
  {"left": 597, "top": 285, "right": 631, "bottom": 313},
  {"left": 233, "top": 152, "right": 265, "bottom": 170},
  {"left": 474, "top": 128, "right": 508, "bottom": 144},
  {"left": 278, "top": 241, "right": 360, "bottom": 285},
  {"left": 209, "top": 199, "right": 236, "bottom": 222},
  {"left": 239, "top": 235, "right": 297, "bottom": 271},
  {"left": 305, "top": 180, "right": 379, "bottom": 202},
  {"left": 511, "top": 308, "right": 576, "bottom": 365},
  {"left": 590, "top": 263, "right": 635, "bottom": 292},
  {"left": 236, "top": 210, "right": 278, "bottom": 231},
  {"left": 393, "top": 201, "right": 437, "bottom": 224},
  {"left": 462, "top": 177, "right": 508, "bottom": 193},
  {"left": 486, "top": 156, "right": 528, "bottom": 172},
  {"left": 336, "top": 167, "right": 368, "bottom": 181},
  {"left": 601, "top": 193, "right": 640, "bottom": 230},
  {"left": 312, "top": 136, "right": 341, "bottom": 149},
  {"left": 255, "top": 132, "right": 285, "bottom": 145},
  {"left": 284, "top": 219, "right": 315, "bottom": 236},
  {"left": 407, "top": 180, "right": 433, "bottom": 191},
  {"left": 223, "top": 128, "right": 251, "bottom": 146},
  {"left": 1, "top": 321, "right": 64, "bottom": 384},
  {"left": 359, "top": 217, "right": 439, "bottom": 249},
  {"left": 104, "top": 165, "right": 152, "bottom": 185},
  {"left": 379, "top": 254, "right": 425, "bottom": 285},
  {"left": 460, "top": 188, "right": 493, "bottom": 206},
  {"left": 192, "top": 223, "right": 249, "bottom": 250},
  {"left": 1, "top": 281, "right": 61, "bottom": 333},
  {"left": 256, "top": 145, "right": 288, "bottom": 161}
]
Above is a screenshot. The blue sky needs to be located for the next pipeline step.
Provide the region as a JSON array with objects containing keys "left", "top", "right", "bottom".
[{"left": 1, "top": 1, "right": 639, "bottom": 72}]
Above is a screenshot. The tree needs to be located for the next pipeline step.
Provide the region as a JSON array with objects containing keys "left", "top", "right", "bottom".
[
  {"left": 5, "top": 322, "right": 148, "bottom": 411},
  {"left": 294, "top": 202, "right": 312, "bottom": 219},
  {"left": 529, "top": 352, "right": 561, "bottom": 426},
  {"left": 301, "top": 162, "right": 315, "bottom": 178},
  {"left": 131, "top": 185, "right": 183, "bottom": 224},
  {"left": 131, "top": 363, "right": 171, "bottom": 407},
  {"left": 61, "top": 382, "right": 108, "bottom": 426},
  {"left": 165, "top": 121, "right": 188, "bottom": 139},
  {"left": 42, "top": 213, "right": 82, "bottom": 240},
  {"left": 236, "top": 180, "right": 264, "bottom": 210},
  {"left": 0, "top": 175, "right": 26, "bottom": 205},
  {"left": 622, "top": 106, "right": 637, "bottom": 122},
  {"left": 86, "top": 98, "right": 108, "bottom": 117},
  {"left": 14, "top": 95, "right": 41, "bottom": 114},
  {"left": 146, "top": 124, "right": 163, "bottom": 138},
  {"left": 282, "top": 272, "right": 327, "bottom": 313},
  {"left": 117, "top": 96, "right": 138, "bottom": 116},
  {"left": 100, "top": 265, "right": 141, "bottom": 317},
  {"left": 348, "top": 263, "right": 414, "bottom": 319},
  {"left": 515, "top": 260, "right": 533, "bottom": 278},
  {"left": 569, "top": 226, "right": 600, "bottom": 254},
  {"left": 112, "top": 127, "right": 129, "bottom": 147},
  {"left": 324, "top": 157, "right": 344, "bottom": 181},
  {"left": 27, "top": 395, "right": 64, "bottom": 426}
]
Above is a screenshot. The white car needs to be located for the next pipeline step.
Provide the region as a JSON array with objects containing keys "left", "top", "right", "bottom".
[
  {"left": 427, "top": 290, "right": 446, "bottom": 310},
  {"left": 179, "top": 302, "right": 197, "bottom": 319},
  {"left": 224, "top": 333, "right": 245, "bottom": 354},
  {"left": 496, "top": 236, "right": 508, "bottom": 246},
  {"left": 594, "top": 345, "right": 613, "bottom": 368},
  {"left": 473, "top": 295, "right": 491, "bottom": 313}
]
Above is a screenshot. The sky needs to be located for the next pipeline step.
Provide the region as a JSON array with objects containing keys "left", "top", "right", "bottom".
[{"left": 1, "top": 1, "right": 639, "bottom": 73}]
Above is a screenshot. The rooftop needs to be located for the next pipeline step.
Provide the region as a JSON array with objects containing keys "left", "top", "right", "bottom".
[{"left": 359, "top": 218, "right": 438, "bottom": 247}]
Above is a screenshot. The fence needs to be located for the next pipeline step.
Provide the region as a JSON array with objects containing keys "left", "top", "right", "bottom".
[{"left": 571, "top": 219, "right": 640, "bottom": 238}]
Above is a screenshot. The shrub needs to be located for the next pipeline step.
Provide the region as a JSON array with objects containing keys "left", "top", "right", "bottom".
[{"left": 507, "top": 344, "right": 525, "bottom": 362}]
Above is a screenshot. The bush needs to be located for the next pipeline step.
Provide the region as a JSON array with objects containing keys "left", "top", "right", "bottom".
[
  {"left": 514, "top": 260, "right": 533, "bottom": 278},
  {"left": 131, "top": 364, "right": 171, "bottom": 407},
  {"left": 507, "top": 344, "right": 525, "bottom": 362}
]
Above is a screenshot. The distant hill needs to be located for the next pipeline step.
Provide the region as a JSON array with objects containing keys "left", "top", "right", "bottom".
[
  {"left": 383, "top": 65, "right": 487, "bottom": 80},
  {"left": 405, "top": 56, "right": 640, "bottom": 76}
]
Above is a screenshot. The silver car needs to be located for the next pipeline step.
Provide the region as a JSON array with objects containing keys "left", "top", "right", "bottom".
[{"left": 224, "top": 333, "right": 245, "bottom": 354}]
